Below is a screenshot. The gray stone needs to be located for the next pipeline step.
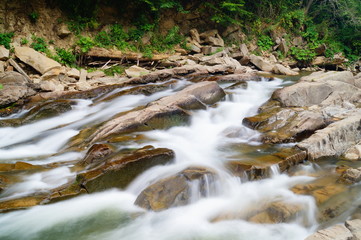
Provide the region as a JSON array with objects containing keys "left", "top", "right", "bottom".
[
  {"left": 79, "top": 69, "right": 87, "bottom": 82},
  {"left": 201, "top": 46, "right": 222, "bottom": 55},
  {"left": 189, "top": 28, "right": 201, "bottom": 43},
  {"left": 300, "top": 71, "right": 354, "bottom": 85},
  {"left": 40, "top": 79, "right": 64, "bottom": 92},
  {"left": 87, "top": 70, "right": 106, "bottom": 79},
  {"left": 67, "top": 68, "right": 80, "bottom": 79},
  {"left": 14, "top": 47, "right": 61, "bottom": 75},
  {"left": 56, "top": 23, "right": 71, "bottom": 38}
]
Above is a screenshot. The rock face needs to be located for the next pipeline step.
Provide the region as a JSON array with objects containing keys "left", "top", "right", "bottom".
[
  {"left": 297, "top": 114, "right": 361, "bottom": 160},
  {"left": 337, "top": 167, "right": 361, "bottom": 184},
  {"left": 135, "top": 167, "right": 217, "bottom": 211},
  {"left": 0, "top": 71, "right": 37, "bottom": 107},
  {"left": 86, "top": 81, "right": 225, "bottom": 144},
  {"left": 14, "top": 47, "right": 61, "bottom": 74}
]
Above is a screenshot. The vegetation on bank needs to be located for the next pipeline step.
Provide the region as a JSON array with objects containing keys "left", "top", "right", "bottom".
[{"left": 0, "top": 0, "right": 360, "bottom": 69}]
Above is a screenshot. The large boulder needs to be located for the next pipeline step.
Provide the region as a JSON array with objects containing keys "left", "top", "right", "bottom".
[
  {"left": 273, "top": 64, "right": 298, "bottom": 76},
  {"left": 300, "top": 71, "right": 354, "bottom": 85},
  {"left": 0, "top": 46, "right": 9, "bottom": 60},
  {"left": 77, "top": 146, "right": 175, "bottom": 193},
  {"left": 135, "top": 167, "right": 217, "bottom": 211},
  {"left": 14, "top": 47, "right": 61, "bottom": 75},
  {"left": 87, "top": 81, "right": 225, "bottom": 143},
  {"left": 0, "top": 71, "right": 37, "bottom": 107},
  {"left": 297, "top": 114, "right": 361, "bottom": 160},
  {"left": 250, "top": 54, "right": 274, "bottom": 72}
]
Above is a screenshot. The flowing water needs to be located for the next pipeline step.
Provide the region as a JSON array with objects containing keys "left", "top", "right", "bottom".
[{"left": 0, "top": 76, "right": 357, "bottom": 240}]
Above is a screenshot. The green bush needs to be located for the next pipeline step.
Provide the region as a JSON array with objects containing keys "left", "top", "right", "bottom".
[
  {"left": 30, "top": 35, "right": 48, "bottom": 53},
  {"left": 257, "top": 35, "right": 274, "bottom": 51},
  {"left": 20, "top": 38, "right": 29, "bottom": 45},
  {"left": 77, "top": 36, "right": 94, "bottom": 53},
  {"left": 54, "top": 48, "right": 76, "bottom": 66},
  {"left": 104, "top": 65, "right": 125, "bottom": 76},
  {"left": 0, "top": 32, "right": 14, "bottom": 49},
  {"left": 290, "top": 46, "right": 316, "bottom": 65},
  {"left": 28, "top": 12, "right": 39, "bottom": 23}
]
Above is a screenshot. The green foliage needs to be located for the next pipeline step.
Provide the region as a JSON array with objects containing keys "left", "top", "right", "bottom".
[
  {"left": 257, "top": 35, "right": 274, "bottom": 51},
  {"left": 0, "top": 32, "right": 14, "bottom": 49},
  {"left": 67, "top": 17, "right": 99, "bottom": 35},
  {"left": 28, "top": 12, "right": 39, "bottom": 23},
  {"left": 20, "top": 38, "right": 29, "bottom": 45},
  {"left": 205, "top": 0, "right": 252, "bottom": 25},
  {"left": 280, "top": 10, "right": 306, "bottom": 32},
  {"left": 290, "top": 46, "right": 316, "bottom": 66},
  {"left": 104, "top": 65, "right": 125, "bottom": 76},
  {"left": 77, "top": 36, "right": 94, "bottom": 53},
  {"left": 0, "top": 84, "right": 3, "bottom": 90},
  {"left": 94, "top": 24, "right": 131, "bottom": 50},
  {"left": 30, "top": 35, "right": 48, "bottom": 53},
  {"left": 53, "top": 48, "right": 76, "bottom": 66}
]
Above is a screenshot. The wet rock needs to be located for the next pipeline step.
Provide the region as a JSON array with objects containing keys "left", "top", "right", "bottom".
[
  {"left": 78, "top": 146, "right": 175, "bottom": 192},
  {"left": 14, "top": 47, "right": 61, "bottom": 75},
  {"left": 0, "top": 46, "right": 9, "bottom": 60},
  {"left": 337, "top": 168, "right": 361, "bottom": 184},
  {"left": 0, "top": 71, "right": 37, "bottom": 107},
  {"left": 250, "top": 54, "right": 274, "bottom": 72},
  {"left": 0, "top": 162, "right": 43, "bottom": 172},
  {"left": 0, "top": 194, "right": 48, "bottom": 212},
  {"left": 297, "top": 114, "right": 361, "bottom": 160},
  {"left": 135, "top": 166, "right": 217, "bottom": 211},
  {"left": 344, "top": 143, "right": 361, "bottom": 160},
  {"left": 87, "top": 81, "right": 225, "bottom": 143},
  {"left": 305, "top": 224, "right": 353, "bottom": 240},
  {"left": 249, "top": 201, "right": 303, "bottom": 224},
  {"left": 78, "top": 144, "right": 115, "bottom": 167},
  {"left": 205, "top": 73, "right": 261, "bottom": 83},
  {"left": 125, "top": 66, "right": 150, "bottom": 78},
  {"left": 227, "top": 148, "right": 306, "bottom": 180}
]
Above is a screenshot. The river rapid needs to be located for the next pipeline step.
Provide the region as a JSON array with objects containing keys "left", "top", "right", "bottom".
[{"left": 0, "top": 76, "right": 356, "bottom": 240}]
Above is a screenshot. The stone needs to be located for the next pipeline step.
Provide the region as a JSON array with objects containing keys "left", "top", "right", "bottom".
[
  {"left": 305, "top": 224, "right": 353, "bottom": 240},
  {"left": 79, "top": 69, "right": 87, "bottom": 82},
  {"left": 239, "top": 55, "right": 251, "bottom": 65},
  {"left": 344, "top": 143, "right": 361, "bottom": 160},
  {"left": 0, "top": 61, "right": 4, "bottom": 72},
  {"left": 300, "top": 71, "right": 354, "bottom": 85},
  {"left": 345, "top": 219, "right": 361, "bottom": 240},
  {"left": 67, "top": 68, "right": 80, "bottom": 79},
  {"left": 297, "top": 114, "right": 361, "bottom": 160},
  {"left": 14, "top": 47, "right": 61, "bottom": 75},
  {"left": 125, "top": 65, "right": 150, "bottom": 78},
  {"left": 78, "top": 146, "right": 175, "bottom": 192},
  {"left": 338, "top": 168, "right": 361, "bottom": 184},
  {"left": 278, "top": 39, "right": 288, "bottom": 55},
  {"left": 78, "top": 143, "right": 115, "bottom": 167},
  {"left": 250, "top": 54, "right": 274, "bottom": 72},
  {"left": 315, "top": 43, "right": 327, "bottom": 56},
  {"left": 40, "top": 79, "right": 65, "bottom": 92},
  {"left": 189, "top": 28, "right": 201, "bottom": 43},
  {"left": 135, "top": 167, "right": 217, "bottom": 211},
  {"left": 273, "top": 64, "right": 298, "bottom": 76},
  {"left": 292, "top": 36, "right": 304, "bottom": 46},
  {"left": 56, "top": 23, "right": 71, "bottom": 38},
  {"left": 76, "top": 81, "right": 91, "bottom": 91},
  {"left": 199, "top": 30, "right": 224, "bottom": 47},
  {"left": 85, "top": 81, "right": 225, "bottom": 144},
  {"left": 239, "top": 43, "right": 249, "bottom": 57},
  {"left": 0, "top": 71, "right": 37, "bottom": 107},
  {"left": 0, "top": 46, "right": 9, "bottom": 60},
  {"left": 201, "top": 46, "right": 222, "bottom": 55},
  {"left": 312, "top": 56, "right": 327, "bottom": 66},
  {"left": 87, "top": 70, "right": 105, "bottom": 79}
]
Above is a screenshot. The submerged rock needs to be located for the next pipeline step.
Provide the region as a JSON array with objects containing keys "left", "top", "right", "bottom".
[{"left": 135, "top": 166, "right": 217, "bottom": 211}]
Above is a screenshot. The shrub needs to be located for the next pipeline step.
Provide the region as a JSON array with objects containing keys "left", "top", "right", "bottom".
[
  {"left": 30, "top": 35, "right": 48, "bottom": 53},
  {"left": 0, "top": 32, "right": 14, "bottom": 49},
  {"left": 77, "top": 36, "right": 94, "bottom": 53},
  {"left": 28, "top": 12, "right": 39, "bottom": 23},
  {"left": 290, "top": 46, "right": 316, "bottom": 65},
  {"left": 54, "top": 48, "right": 76, "bottom": 66},
  {"left": 257, "top": 35, "right": 274, "bottom": 51},
  {"left": 104, "top": 65, "right": 125, "bottom": 76},
  {"left": 20, "top": 38, "right": 29, "bottom": 45}
]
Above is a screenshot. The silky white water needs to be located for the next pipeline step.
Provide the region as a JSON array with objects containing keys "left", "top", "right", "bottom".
[{"left": 0, "top": 78, "right": 320, "bottom": 240}]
